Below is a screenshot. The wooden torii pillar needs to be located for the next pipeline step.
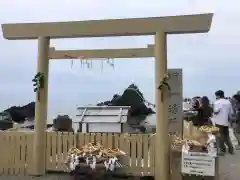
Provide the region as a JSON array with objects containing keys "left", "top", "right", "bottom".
[{"left": 1, "top": 13, "right": 213, "bottom": 180}]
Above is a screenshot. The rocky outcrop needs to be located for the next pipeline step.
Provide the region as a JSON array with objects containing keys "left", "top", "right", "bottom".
[
  {"left": 97, "top": 83, "right": 154, "bottom": 117},
  {"left": 97, "top": 83, "right": 155, "bottom": 129},
  {"left": 3, "top": 102, "right": 35, "bottom": 123},
  {"left": 53, "top": 115, "right": 74, "bottom": 132}
]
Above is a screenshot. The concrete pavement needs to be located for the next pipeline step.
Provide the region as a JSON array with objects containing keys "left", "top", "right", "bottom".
[{"left": 218, "top": 149, "right": 240, "bottom": 180}]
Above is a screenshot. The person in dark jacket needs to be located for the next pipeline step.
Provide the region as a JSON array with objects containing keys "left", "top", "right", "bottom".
[
  {"left": 191, "top": 96, "right": 213, "bottom": 126},
  {"left": 232, "top": 94, "right": 240, "bottom": 147},
  {"left": 197, "top": 96, "right": 213, "bottom": 126},
  {"left": 232, "top": 94, "right": 240, "bottom": 127}
]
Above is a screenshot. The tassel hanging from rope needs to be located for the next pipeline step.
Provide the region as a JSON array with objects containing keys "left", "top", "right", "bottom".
[{"left": 106, "top": 58, "right": 115, "bottom": 69}]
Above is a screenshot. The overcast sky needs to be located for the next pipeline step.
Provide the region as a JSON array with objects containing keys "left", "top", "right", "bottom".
[{"left": 0, "top": 0, "right": 239, "bottom": 118}]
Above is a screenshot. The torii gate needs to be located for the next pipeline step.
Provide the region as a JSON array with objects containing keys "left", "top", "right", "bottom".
[{"left": 1, "top": 13, "right": 213, "bottom": 180}]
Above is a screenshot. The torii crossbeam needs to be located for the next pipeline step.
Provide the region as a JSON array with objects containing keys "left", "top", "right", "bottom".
[
  {"left": 49, "top": 46, "right": 154, "bottom": 59},
  {"left": 1, "top": 13, "right": 213, "bottom": 180}
]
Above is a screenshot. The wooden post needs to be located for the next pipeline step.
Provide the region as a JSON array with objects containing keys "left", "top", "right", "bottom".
[
  {"left": 32, "top": 37, "right": 50, "bottom": 176},
  {"left": 154, "top": 32, "right": 170, "bottom": 180}
]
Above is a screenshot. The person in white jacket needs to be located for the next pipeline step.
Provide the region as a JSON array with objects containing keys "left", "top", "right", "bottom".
[{"left": 213, "top": 90, "right": 234, "bottom": 155}]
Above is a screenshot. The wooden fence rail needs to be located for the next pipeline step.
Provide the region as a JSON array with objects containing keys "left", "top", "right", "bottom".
[
  {"left": 0, "top": 131, "right": 33, "bottom": 175},
  {"left": 0, "top": 132, "right": 155, "bottom": 176}
]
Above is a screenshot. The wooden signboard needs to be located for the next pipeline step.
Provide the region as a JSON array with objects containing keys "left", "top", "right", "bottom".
[
  {"left": 168, "top": 69, "right": 183, "bottom": 136},
  {"left": 181, "top": 152, "right": 215, "bottom": 176}
]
